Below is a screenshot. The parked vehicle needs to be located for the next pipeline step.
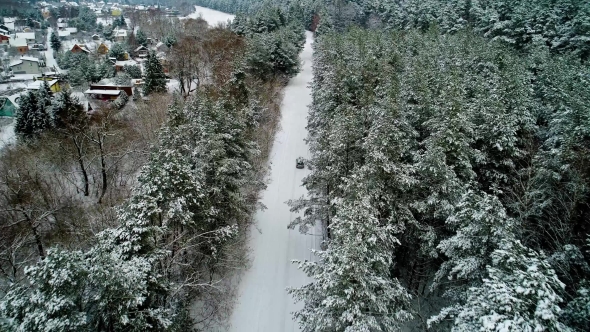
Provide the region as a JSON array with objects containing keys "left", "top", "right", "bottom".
[{"left": 296, "top": 157, "right": 304, "bottom": 169}]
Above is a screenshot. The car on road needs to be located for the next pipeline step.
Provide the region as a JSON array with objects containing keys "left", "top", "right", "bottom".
[
  {"left": 31, "top": 44, "right": 46, "bottom": 51},
  {"left": 296, "top": 157, "right": 304, "bottom": 169}
]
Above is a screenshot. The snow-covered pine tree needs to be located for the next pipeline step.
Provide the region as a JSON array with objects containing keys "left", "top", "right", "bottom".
[
  {"left": 35, "top": 81, "right": 53, "bottom": 130},
  {"left": 14, "top": 91, "right": 36, "bottom": 138},
  {"left": 50, "top": 31, "right": 61, "bottom": 52},
  {"left": 143, "top": 51, "right": 167, "bottom": 96},
  {"left": 290, "top": 186, "right": 413, "bottom": 332},
  {"left": 429, "top": 240, "right": 570, "bottom": 332},
  {"left": 14, "top": 90, "right": 51, "bottom": 138}
]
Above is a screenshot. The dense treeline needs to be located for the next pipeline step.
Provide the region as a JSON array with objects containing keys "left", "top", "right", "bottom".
[
  {"left": 323, "top": 0, "right": 590, "bottom": 60},
  {"left": 289, "top": 4, "right": 590, "bottom": 332},
  {"left": 0, "top": 8, "right": 303, "bottom": 331}
]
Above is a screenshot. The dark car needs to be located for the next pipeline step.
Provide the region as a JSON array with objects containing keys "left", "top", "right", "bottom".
[{"left": 296, "top": 157, "right": 304, "bottom": 169}]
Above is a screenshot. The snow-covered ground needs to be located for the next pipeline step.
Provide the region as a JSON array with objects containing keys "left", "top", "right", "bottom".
[
  {"left": 44, "top": 28, "right": 61, "bottom": 73},
  {"left": 186, "top": 6, "right": 234, "bottom": 26},
  {"left": 228, "top": 31, "right": 320, "bottom": 332},
  {"left": 0, "top": 119, "right": 15, "bottom": 150}
]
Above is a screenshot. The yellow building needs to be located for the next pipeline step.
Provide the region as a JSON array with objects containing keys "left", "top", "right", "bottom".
[
  {"left": 97, "top": 43, "right": 109, "bottom": 55},
  {"left": 112, "top": 8, "right": 122, "bottom": 16},
  {"left": 33, "top": 77, "right": 70, "bottom": 93}
]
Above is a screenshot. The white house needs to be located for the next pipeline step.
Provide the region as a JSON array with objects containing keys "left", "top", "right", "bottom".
[
  {"left": 57, "top": 31, "right": 71, "bottom": 38},
  {"left": 10, "top": 57, "right": 43, "bottom": 75},
  {"left": 14, "top": 32, "right": 35, "bottom": 44},
  {"left": 114, "top": 29, "right": 127, "bottom": 42}
]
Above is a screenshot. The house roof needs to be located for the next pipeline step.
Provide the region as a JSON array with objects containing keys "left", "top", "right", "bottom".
[
  {"left": 57, "top": 23, "right": 67, "bottom": 28},
  {"left": 72, "top": 44, "right": 90, "bottom": 53},
  {"left": 15, "top": 32, "right": 35, "bottom": 40},
  {"left": 10, "top": 38, "right": 27, "bottom": 47},
  {"left": 114, "top": 29, "right": 127, "bottom": 37},
  {"left": 134, "top": 45, "right": 147, "bottom": 52},
  {"left": 9, "top": 60, "right": 22, "bottom": 67},
  {"left": 65, "top": 27, "right": 78, "bottom": 33},
  {"left": 84, "top": 89, "right": 122, "bottom": 96},
  {"left": 57, "top": 31, "right": 70, "bottom": 37},
  {"left": 115, "top": 60, "right": 138, "bottom": 67},
  {"left": 4, "top": 22, "right": 15, "bottom": 31},
  {"left": 27, "top": 80, "right": 58, "bottom": 90},
  {"left": 0, "top": 33, "right": 10, "bottom": 39},
  {"left": 21, "top": 56, "right": 40, "bottom": 62}
]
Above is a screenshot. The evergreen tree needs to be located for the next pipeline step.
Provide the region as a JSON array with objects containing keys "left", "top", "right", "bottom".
[
  {"left": 290, "top": 188, "right": 413, "bottom": 331},
  {"left": 136, "top": 30, "right": 147, "bottom": 47},
  {"left": 430, "top": 240, "right": 570, "bottom": 332},
  {"left": 33, "top": 85, "right": 52, "bottom": 132},
  {"left": 14, "top": 90, "right": 51, "bottom": 138},
  {"left": 143, "top": 51, "right": 167, "bottom": 96},
  {"left": 108, "top": 43, "right": 126, "bottom": 61},
  {"left": 50, "top": 31, "right": 61, "bottom": 52},
  {"left": 124, "top": 64, "right": 142, "bottom": 79},
  {"left": 51, "top": 89, "right": 86, "bottom": 129}
]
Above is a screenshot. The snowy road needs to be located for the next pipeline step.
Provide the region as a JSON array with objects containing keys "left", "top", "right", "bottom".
[
  {"left": 44, "top": 28, "right": 60, "bottom": 73},
  {"left": 229, "top": 32, "right": 320, "bottom": 332}
]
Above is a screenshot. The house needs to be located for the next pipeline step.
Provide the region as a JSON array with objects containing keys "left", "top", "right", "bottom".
[
  {"left": 97, "top": 42, "right": 109, "bottom": 55},
  {"left": 28, "top": 77, "right": 68, "bottom": 93},
  {"left": 57, "top": 22, "right": 67, "bottom": 30},
  {"left": 14, "top": 32, "right": 36, "bottom": 44},
  {"left": 0, "top": 34, "right": 10, "bottom": 45},
  {"left": 134, "top": 45, "right": 148, "bottom": 58},
  {"left": 111, "top": 8, "right": 122, "bottom": 16},
  {"left": 0, "top": 24, "right": 11, "bottom": 33},
  {"left": 10, "top": 57, "right": 43, "bottom": 75},
  {"left": 65, "top": 27, "right": 78, "bottom": 34},
  {"left": 114, "top": 29, "right": 127, "bottom": 42},
  {"left": 0, "top": 95, "right": 18, "bottom": 117},
  {"left": 92, "top": 34, "right": 100, "bottom": 40},
  {"left": 88, "top": 83, "right": 133, "bottom": 96},
  {"left": 57, "top": 31, "right": 71, "bottom": 38},
  {"left": 84, "top": 88, "right": 122, "bottom": 101},
  {"left": 10, "top": 39, "right": 29, "bottom": 55},
  {"left": 114, "top": 59, "right": 136, "bottom": 72},
  {"left": 71, "top": 44, "right": 90, "bottom": 54},
  {"left": 155, "top": 41, "right": 168, "bottom": 53}
]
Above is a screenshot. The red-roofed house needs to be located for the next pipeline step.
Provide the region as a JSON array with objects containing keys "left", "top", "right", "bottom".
[
  {"left": 71, "top": 44, "right": 90, "bottom": 54},
  {"left": 0, "top": 34, "right": 9, "bottom": 44}
]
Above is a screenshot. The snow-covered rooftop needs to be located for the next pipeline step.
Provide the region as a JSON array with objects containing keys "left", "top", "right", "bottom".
[
  {"left": 10, "top": 38, "right": 27, "bottom": 47},
  {"left": 27, "top": 80, "right": 58, "bottom": 90},
  {"left": 10, "top": 37, "right": 28, "bottom": 47},
  {"left": 58, "top": 31, "right": 71, "bottom": 37},
  {"left": 20, "top": 56, "right": 40, "bottom": 62},
  {"left": 84, "top": 89, "right": 122, "bottom": 96},
  {"left": 15, "top": 33, "right": 35, "bottom": 40},
  {"left": 115, "top": 60, "right": 138, "bottom": 66}
]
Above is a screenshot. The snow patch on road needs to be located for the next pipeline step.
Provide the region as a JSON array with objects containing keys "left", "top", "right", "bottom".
[{"left": 228, "top": 31, "right": 320, "bottom": 332}]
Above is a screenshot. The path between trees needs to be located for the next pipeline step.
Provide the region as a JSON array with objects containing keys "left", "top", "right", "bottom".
[{"left": 228, "top": 31, "right": 321, "bottom": 332}]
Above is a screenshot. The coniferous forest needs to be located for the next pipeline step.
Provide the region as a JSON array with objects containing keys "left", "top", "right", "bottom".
[
  {"left": 194, "top": 0, "right": 590, "bottom": 330},
  {"left": 1, "top": 0, "right": 590, "bottom": 331}
]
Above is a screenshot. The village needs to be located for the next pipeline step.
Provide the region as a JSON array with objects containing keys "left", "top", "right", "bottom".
[{"left": 0, "top": 0, "right": 184, "bottom": 129}]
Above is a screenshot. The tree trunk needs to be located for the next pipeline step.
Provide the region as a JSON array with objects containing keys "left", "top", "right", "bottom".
[
  {"left": 97, "top": 133, "right": 108, "bottom": 204},
  {"left": 24, "top": 212, "right": 44, "bottom": 259},
  {"left": 72, "top": 136, "right": 89, "bottom": 196}
]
